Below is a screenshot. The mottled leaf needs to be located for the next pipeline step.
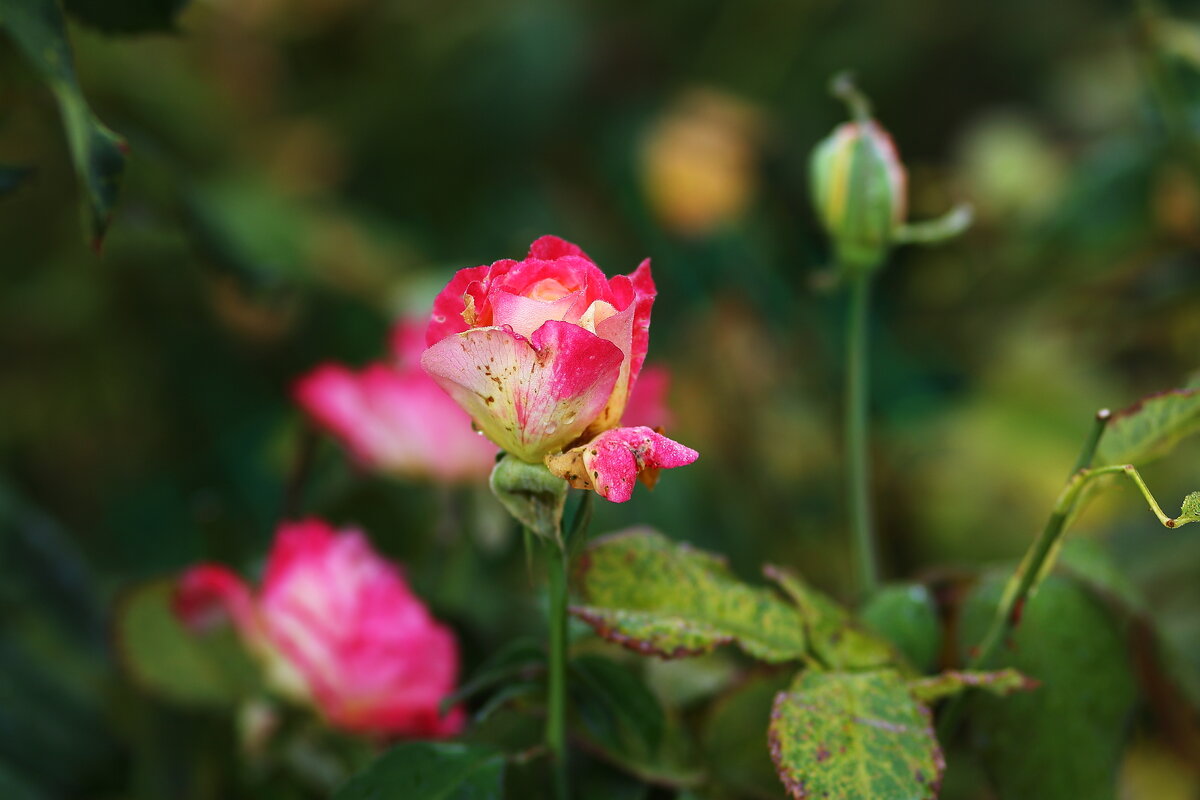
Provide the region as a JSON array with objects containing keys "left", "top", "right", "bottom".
[
  {"left": 0, "top": 0, "right": 126, "bottom": 245},
  {"left": 908, "top": 669, "right": 1035, "bottom": 704},
  {"left": 64, "top": 0, "right": 189, "bottom": 34},
  {"left": 861, "top": 583, "right": 942, "bottom": 673},
  {"left": 332, "top": 742, "right": 505, "bottom": 800},
  {"left": 764, "top": 565, "right": 898, "bottom": 670},
  {"left": 114, "top": 580, "right": 260, "bottom": 707},
  {"left": 959, "top": 574, "right": 1137, "bottom": 800},
  {"left": 769, "top": 670, "right": 944, "bottom": 800},
  {"left": 1096, "top": 387, "right": 1200, "bottom": 467},
  {"left": 572, "top": 529, "right": 806, "bottom": 662}
]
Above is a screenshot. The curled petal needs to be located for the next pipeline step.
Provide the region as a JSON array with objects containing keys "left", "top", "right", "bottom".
[
  {"left": 421, "top": 321, "right": 624, "bottom": 462},
  {"left": 545, "top": 425, "right": 698, "bottom": 503}
]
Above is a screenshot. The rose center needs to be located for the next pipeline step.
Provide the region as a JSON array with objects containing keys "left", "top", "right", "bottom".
[{"left": 525, "top": 278, "right": 575, "bottom": 302}]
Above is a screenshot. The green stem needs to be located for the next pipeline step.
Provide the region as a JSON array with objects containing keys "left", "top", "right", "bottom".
[
  {"left": 544, "top": 538, "right": 569, "bottom": 799},
  {"left": 939, "top": 411, "right": 1191, "bottom": 737},
  {"left": 845, "top": 272, "right": 879, "bottom": 597}
]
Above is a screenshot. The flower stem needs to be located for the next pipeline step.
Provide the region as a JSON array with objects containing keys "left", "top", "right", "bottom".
[
  {"left": 845, "top": 272, "right": 879, "bottom": 598},
  {"left": 544, "top": 538, "right": 569, "bottom": 799}
]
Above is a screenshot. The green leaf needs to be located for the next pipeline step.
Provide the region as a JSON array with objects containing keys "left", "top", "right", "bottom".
[
  {"left": 114, "top": 579, "right": 261, "bottom": 707},
  {"left": 860, "top": 583, "right": 942, "bottom": 672},
  {"left": 63, "top": 0, "right": 189, "bottom": 33},
  {"left": 768, "top": 669, "right": 944, "bottom": 800},
  {"left": 959, "top": 574, "right": 1137, "bottom": 800},
  {"left": 571, "top": 654, "right": 665, "bottom": 756},
  {"left": 1095, "top": 387, "right": 1200, "bottom": 467},
  {"left": 332, "top": 742, "right": 505, "bottom": 800},
  {"left": 908, "top": 669, "right": 1035, "bottom": 703},
  {"left": 571, "top": 529, "right": 806, "bottom": 662},
  {"left": 702, "top": 671, "right": 793, "bottom": 800},
  {"left": 0, "top": 0, "right": 126, "bottom": 245},
  {"left": 763, "top": 565, "right": 897, "bottom": 670},
  {"left": 439, "top": 637, "right": 545, "bottom": 715}
]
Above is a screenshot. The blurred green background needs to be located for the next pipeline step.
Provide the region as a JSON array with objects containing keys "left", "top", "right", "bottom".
[{"left": 3, "top": 0, "right": 1200, "bottom": 797}]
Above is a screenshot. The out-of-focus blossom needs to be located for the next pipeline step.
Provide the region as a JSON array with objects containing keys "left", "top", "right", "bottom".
[
  {"left": 640, "top": 88, "right": 762, "bottom": 236},
  {"left": 175, "top": 519, "right": 464, "bottom": 738},
  {"left": 621, "top": 364, "right": 673, "bottom": 430},
  {"left": 421, "top": 235, "right": 697, "bottom": 501},
  {"left": 294, "top": 319, "right": 497, "bottom": 483}
]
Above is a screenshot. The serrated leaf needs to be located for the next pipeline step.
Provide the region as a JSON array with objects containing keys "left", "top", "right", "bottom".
[
  {"left": 115, "top": 579, "right": 260, "bottom": 707},
  {"left": 959, "top": 574, "right": 1137, "bottom": 800},
  {"left": 764, "top": 565, "right": 897, "bottom": 670},
  {"left": 332, "top": 742, "right": 505, "bottom": 800},
  {"left": 861, "top": 583, "right": 942, "bottom": 672},
  {"left": 768, "top": 670, "right": 944, "bottom": 800},
  {"left": 702, "top": 671, "right": 792, "bottom": 800},
  {"left": 63, "top": 0, "right": 189, "bottom": 34},
  {"left": 908, "top": 669, "right": 1035, "bottom": 703},
  {"left": 0, "top": 0, "right": 126, "bottom": 245},
  {"left": 1096, "top": 387, "right": 1200, "bottom": 467},
  {"left": 571, "top": 529, "right": 806, "bottom": 662}
]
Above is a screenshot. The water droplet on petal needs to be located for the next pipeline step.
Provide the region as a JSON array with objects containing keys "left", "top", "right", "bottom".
[
  {"left": 545, "top": 422, "right": 558, "bottom": 435},
  {"left": 433, "top": 313, "right": 446, "bottom": 323},
  {"left": 563, "top": 413, "right": 577, "bottom": 425}
]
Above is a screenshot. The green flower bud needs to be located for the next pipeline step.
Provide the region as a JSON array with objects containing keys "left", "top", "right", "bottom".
[{"left": 810, "top": 117, "right": 907, "bottom": 273}]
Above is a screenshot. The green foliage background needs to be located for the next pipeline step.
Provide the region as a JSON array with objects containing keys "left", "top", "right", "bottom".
[{"left": 2, "top": 0, "right": 1200, "bottom": 797}]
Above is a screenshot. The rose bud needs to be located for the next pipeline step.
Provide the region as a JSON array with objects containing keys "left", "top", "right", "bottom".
[
  {"left": 421, "top": 236, "right": 697, "bottom": 502},
  {"left": 294, "top": 319, "right": 497, "bottom": 483},
  {"left": 174, "top": 519, "right": 464, "bottom": 738},
  {"left": 810, "top": 85, "right": 907, "bottom": 273}
]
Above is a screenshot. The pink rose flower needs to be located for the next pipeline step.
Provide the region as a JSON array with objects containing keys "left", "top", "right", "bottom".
[
  {"left": 174, "top": 519, "right": 464, "bottom": 738},
  {"left": 294, "top": 319, "right": 497, "bottom": 483},
  {"left": 421, "top": 235, "right": 697, "bottom": 501}
]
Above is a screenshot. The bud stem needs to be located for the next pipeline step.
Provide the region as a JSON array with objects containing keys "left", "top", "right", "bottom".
[
  {"left": 831, "top": 72, "right": 873, "bottom": 124},
  {"left": 845, "top": 272, "right": 880, "bottom": 598}
]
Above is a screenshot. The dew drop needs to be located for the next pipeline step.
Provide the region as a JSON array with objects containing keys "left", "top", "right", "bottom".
[
  {"left": 563, "top": 413, "right": 577, "bottom": 425},
  {"left": 544, "top": 422, "right": 558, "bottom": 435},
  {"left": 433, "top": 313, "right": 446, "bottom": 323}
]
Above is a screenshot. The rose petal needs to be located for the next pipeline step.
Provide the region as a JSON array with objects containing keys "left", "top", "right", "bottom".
[
  {"left": 422, "top": 321, "right": 624, "bottom": 462},
  {"left": 545, "top": 425, "right": 698, "bottom": 503}
]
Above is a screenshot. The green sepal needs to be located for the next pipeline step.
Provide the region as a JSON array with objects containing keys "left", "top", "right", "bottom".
[{"left": 489, "top": 453, "right": 568, "bottom": 544}]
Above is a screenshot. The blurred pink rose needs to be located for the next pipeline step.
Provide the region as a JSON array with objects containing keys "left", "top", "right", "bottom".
[
  {"left": 294, "top": 319, "right": 497, "bottom": 483},
  {"left": 620, "top": 364, "right": 673, "bottom": 430},
  {"left": 175, "top": 519, "right": 464, "bottom": 738},
  {"left": 421, "top": 236, "right": 697, "bottom": 501}
]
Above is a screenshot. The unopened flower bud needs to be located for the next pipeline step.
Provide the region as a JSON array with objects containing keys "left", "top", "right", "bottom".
[{"left": 810, "top": 77, "right": 907, "bottom": 273}]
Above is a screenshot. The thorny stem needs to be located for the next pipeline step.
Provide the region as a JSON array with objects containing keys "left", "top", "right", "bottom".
[
  {"left": 845, "top": 272, "right": 879, "bottom": 598},
  {"left": 940, "top": 410, "right": 1193, "bottom": 738}
]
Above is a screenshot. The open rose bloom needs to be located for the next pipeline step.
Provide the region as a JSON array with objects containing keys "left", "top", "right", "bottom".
[
  {"left": 421, "top": 236, "right": 698, "bottom": 503},
  {"left": 174, "top": 519, "right": 464, "bottom": 738},
  {"left": 294, "top": 319, "right": 497, "bottom": 483}
]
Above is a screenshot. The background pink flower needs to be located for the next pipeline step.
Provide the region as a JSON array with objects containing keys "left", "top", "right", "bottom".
[
  {"left": 175, "top": 519, "right": 464, "bottom": 738},
  {"left": 294, "top": 319, "right": 497, "bottom": 483}
]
